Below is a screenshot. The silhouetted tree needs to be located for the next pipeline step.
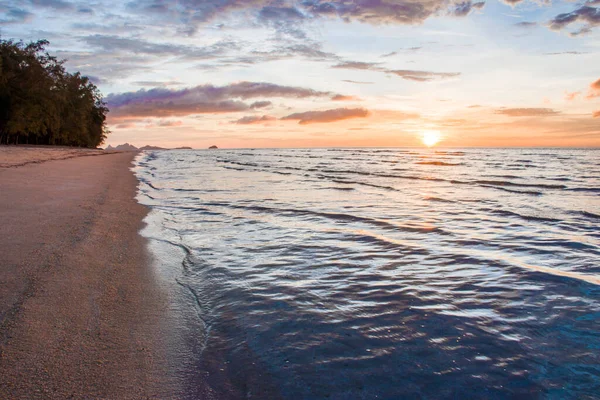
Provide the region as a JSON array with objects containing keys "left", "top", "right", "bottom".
[{"left": 0, "top": 39, "right": 109, "bottom": 147}]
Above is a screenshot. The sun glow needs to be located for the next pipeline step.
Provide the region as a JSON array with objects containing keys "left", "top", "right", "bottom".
[{"left": 421, "top": 131, "right": 441, "bottom": 147}]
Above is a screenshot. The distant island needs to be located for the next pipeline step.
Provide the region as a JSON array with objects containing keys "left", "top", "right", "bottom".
[
  {"left": 106, "top": 143, "right": 193, "bottom": 151},
  {"left": 0, "top": 39, "right": 108, "bottom": 148},
  {"left": 209, "top": 145, "right": 218, "bottom": 149}
]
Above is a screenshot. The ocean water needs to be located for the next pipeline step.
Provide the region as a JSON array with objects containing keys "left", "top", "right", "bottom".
[{"left": 134, "top": 148, "right": 600, "bottom": 399}]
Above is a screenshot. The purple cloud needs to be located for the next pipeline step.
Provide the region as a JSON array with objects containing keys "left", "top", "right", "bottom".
[
  {"left": 549, "top": 5, "right": 600, "bottom": 36},
  {"left": 124, "top": 0, "right": 488, "bottom": 32},
  {"left": 452, "top": 1, "right": 485, "bottom": 17},
  {"left": 250, "top": 101, "right": 272, "bottom": 109},
  {"left": 233, "top": 115, "right": 277, "bottom": 124},
  {"left": 107, "top": 81, "right": 342, "bottom": 119},
  {"left": 514, "top": 21, "right": 537, "bottom": 28}
]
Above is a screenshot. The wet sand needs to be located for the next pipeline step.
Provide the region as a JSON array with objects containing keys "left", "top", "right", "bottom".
[{"left": 0, "top": 148, "right": 172, "bottom": 398}]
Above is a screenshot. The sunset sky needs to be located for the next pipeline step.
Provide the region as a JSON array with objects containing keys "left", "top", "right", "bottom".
[{"left": 2, "top": 0, "right": 599, "bottom": 148}]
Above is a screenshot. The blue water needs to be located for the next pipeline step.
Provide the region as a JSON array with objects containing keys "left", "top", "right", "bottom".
[{"left": 134, "top": 148, "right": 600, "bottom": 399}]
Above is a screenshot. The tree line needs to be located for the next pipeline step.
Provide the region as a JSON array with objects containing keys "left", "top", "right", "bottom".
[{"left": 0, "top": 39, "right": 109, "bottom": 148}]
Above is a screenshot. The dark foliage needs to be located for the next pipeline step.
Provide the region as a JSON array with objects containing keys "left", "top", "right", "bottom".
[{"left": 0, "top": 39, "right": 109, "bottom": 147}]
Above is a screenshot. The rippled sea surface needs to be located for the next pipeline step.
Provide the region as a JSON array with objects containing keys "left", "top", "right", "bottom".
[{"left": 135, "top": 148, "right": 600, "bottom": 399}]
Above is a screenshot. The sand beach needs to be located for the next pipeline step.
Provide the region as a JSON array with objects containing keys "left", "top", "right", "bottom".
[{"left": 0, "top": 147, "right": 171, "bottom": 398}]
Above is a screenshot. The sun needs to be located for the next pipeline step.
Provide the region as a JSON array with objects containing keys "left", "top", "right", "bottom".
[{"left": 421, "top": 130, "right": 441, "bottom": 147}]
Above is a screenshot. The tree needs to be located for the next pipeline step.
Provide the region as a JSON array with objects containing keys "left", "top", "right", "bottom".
[{"left": 0, "top": 39, "right": 109, "bottom": 147}]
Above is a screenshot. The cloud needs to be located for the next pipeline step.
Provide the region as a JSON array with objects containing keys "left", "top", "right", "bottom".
[
  {"left": 258, "top": 6, "right": 306, "bottom": 22},
  {"left": 123, "top": 0, "right": 489, "bottom": 34},
  {"left": 233, "top": 115, "right": 276, "bottom": 124},
  {"left": 107, "top": 81, "right": 338, "bottom": 119},
  {"left": 342, "top": 80, "right": 374, "bottom": 84},
  {"left": 114, "top": 123, "right": 137, "bottom": 129},
  {"left": 0, "top": 7, "right": 33, "bottom": 24},
  {"left": 332, "top": 95, "right": 361, "bottom": 101},
  {"left": 333, "top": 62, "right": 460, "bottom": 82},
  {"left": 495, "top": 108, "right": 561, "bottom": 117},
  {"left": 594, "top": 110, "right": 600, "bottom": 118},
  {"left": 332, "top": 61, "right": 383, "bottom": 70},
  {"left": 87, "top": 75, "right": 110, "bottom": 86},
  {"left": 30, "top": 0, "right": 74, "bottom": 10},
  {"left": 56, "top": 50, "right": 153, "bottom": 82},
  {"left": 381, "top": 47, "right": 422, "bottom": 58},
  {"left": 77, "top": 6, "right": 93, "bottom": 14},
  {"left": 543, "top": 51, "right": 587, "bottom": 55},
  {"left": 587, "top": 78, "right": 600, "bottom": 99},
  {"left": 257, "top": 6, "right": 308, "bottom": 38},
  {"left": 156, "top": 120, "right": 183, "bottom": 127},
  {"left": 108, "top": 82, "right": 333, "bottom": 106},
  {"left": 250, "top": 100, "right": 272, "bottom": 109},
  {"left": 387, "top": 69, "right": 461, "bottom": 81},
  {"left": 132, "top": 81, "right": 184, "bottom": 87},
  {"left": 514, "top": 21, "right": 537, "bottom": 28},
  {"left": 221, "top": 81, "right": 334, "bottom": 99},
  {"left": 452, "top": 1, "right": 485, "bottom": 17},
  {"left": 565, "top": 91, "right": 581, "bottom": 101},
  {"left": 70, "top": 22, "right": 143, "bottom": 34},
  {"left": 110, "top": 100, "right": 249, "bottom": 118},
  {"left": 57, "top": 35, "right": 242, "bottom": 83},
  {"left": 282, "top": 108, "right": 369, "bottom": 124},
  {"left": 248, "top": 43, "right": 340, "bottom": 63},
  {"left": 81, "top": 34, "right": 240, "bottom": 60},
  {"left": 548, "top": 5, "right": 600, "bottom": 36}
]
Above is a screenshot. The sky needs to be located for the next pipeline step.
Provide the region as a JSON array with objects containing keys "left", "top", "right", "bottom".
[{"left": 1, "top": 0, "right": 599, "bottom": 148}]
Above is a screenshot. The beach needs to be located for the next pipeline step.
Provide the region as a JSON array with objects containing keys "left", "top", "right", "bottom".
[
  {"left": 1, "top": 146, "right": 599, "bottom": 398},
  {"left": 0, "top": 147, "right": 171, "bottom": 398}
]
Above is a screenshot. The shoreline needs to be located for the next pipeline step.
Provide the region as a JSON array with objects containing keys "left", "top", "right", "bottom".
[{"left": 0, "top": 149, "right": 173, "bottom": 398}]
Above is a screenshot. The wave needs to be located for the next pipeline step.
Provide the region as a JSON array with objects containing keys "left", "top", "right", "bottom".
[
  {"left": 474, "top": 180, "right": 566, "bottom": 189},
  {"left": 576, "top": 211, "right": 600, "bottom": 220},
  {"left": 479, "top": 185, "right": 542, "bottom": 196},
  {"left": 484, "top": 208, "right": 562, "bottom": 223},
  {"left": 189, "top": 202, "right": 453, "bottom": 236},
  {"left": 424, "top": 196, "right": 455, "bottom": 203},
  {"left": 416, "top": 161, "right": 462, "bottom": 166},
  {"left": 566, "top": 187, "right": 600, "bottom": 193},
  {"left": 320, "top": 187, "right": 355, "bottom": 191}
]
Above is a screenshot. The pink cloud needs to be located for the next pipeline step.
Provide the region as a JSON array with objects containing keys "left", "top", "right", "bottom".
[
  {"left": 565, "top": 91, "right": 581, "bottom": 101},
  {"left": 587, "top": 78, "right": 600, "bottom": 99},
  {"left": 282, "top": 108, "right": 369, "bottom": 124}
]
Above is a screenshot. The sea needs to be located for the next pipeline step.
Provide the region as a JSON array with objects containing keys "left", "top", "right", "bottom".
[{"left": 134, "top": 148, "right": 600, "bottom": 399}]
